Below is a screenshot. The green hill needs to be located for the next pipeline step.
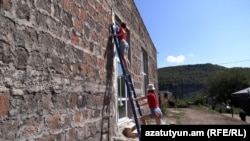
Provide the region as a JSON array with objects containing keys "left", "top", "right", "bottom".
[{"left": 158, "top": 63, "right": 250, "bottom": 99}]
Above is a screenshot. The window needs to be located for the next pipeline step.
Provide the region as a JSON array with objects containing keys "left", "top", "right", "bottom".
[
  {"left": 141, "top": 49, "right": 148, "bottom": 95},
  {"left": 113, "top": 16, "right": 131, "bottom": 122}
]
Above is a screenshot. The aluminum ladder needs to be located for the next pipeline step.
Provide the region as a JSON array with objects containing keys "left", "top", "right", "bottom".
[{"left": 110, "top": 23, "right": 143, "bottom": 140}]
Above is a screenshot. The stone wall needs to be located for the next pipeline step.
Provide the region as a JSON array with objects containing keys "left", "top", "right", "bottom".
[{"left": 0, "top": 0, "right": 157, "bottom": 140}]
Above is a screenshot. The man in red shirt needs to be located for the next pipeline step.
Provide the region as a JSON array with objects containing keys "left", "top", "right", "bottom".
[
  {"left": 112, "top": 22, "right": 130, "bottom": 74},
  {"left": 132, "top": 84, "right": 162, "bottom": 125}
]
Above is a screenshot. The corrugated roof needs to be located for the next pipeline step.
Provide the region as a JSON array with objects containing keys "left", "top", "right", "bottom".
[{"left": 232, "top": 87, "right": 250, "bottom": 95}]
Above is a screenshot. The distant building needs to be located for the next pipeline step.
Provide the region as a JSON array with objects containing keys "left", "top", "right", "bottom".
[
  {"left": 231, "top": 87, "right": 250, "bottom": 115},
  {"left": 159, "top": 90, "right": 174, "bottom": 107}
]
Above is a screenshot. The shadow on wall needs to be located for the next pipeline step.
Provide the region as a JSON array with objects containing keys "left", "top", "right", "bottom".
[{"left": 101, "top": 36, "right": 115, "bottom": 141}]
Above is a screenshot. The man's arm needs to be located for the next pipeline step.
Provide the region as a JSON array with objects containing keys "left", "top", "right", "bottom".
[
  {"left": 132, "top": 96, "right": 147, "bottom": 101},
  {"left": 139, "top": 102, "right": 148, "bottom": 106}
]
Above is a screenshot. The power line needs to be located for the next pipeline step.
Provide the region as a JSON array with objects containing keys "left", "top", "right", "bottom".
[{"left": 218, "top": 59, "right": 250, "bottom": 65}]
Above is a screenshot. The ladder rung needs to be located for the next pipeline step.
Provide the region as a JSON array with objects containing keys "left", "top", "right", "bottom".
[
  {"left": 134, "top": 107, "right": 141, "bottom": 111},
  {"left": 102, "top": 116, "right": 110, "bottom": 120},
  {"left": 102, "top": 131, "right": 109, "bottom": 134}
]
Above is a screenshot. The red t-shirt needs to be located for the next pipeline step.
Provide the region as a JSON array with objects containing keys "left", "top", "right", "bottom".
[
  {"left": 117, "top": 27, "right": 127, "bottom": 40},
  {"left": 147, "top": 92, "right": 158, "bottom": 108}
]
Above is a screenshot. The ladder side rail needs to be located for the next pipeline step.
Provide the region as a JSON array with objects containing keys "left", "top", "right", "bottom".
[
  {"left": 127, "top": 75, "right": 143, "bottom": 116},
  {"left": 125, "top": 78, "right": 141, "bottom": 139}
]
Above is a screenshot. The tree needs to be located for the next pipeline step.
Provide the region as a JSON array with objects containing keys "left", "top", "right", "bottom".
[{"left": 206, "top": 68, "right": 249, "bottom": 103}]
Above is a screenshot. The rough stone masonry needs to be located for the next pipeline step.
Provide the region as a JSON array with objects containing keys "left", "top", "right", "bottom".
[
  {"left": 0, "top": 0, "right": 158, "bottom": 140},
  {"left": 0, "top": 0, "right": 116, "bottom": 140}
]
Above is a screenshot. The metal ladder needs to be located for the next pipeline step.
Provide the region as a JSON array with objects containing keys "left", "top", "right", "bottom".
[{"left": 110, "top": 23, "right": 143, "bottom": 140}]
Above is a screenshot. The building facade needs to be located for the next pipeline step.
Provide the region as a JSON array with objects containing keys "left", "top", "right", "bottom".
[{"left": 0, "top": 0, "right": 157, "bottom": 140}]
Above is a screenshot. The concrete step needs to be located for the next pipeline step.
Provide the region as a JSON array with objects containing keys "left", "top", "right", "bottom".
[
  {"left": 131, "top": 128, "right": 139, "bottom": 137},
  {"left": 123, "top": 122, "right": 138, "bottom": 138},
  {"left": 122, "top": 120, "right": 171, "bottom": 139},
  {"left": 146, "top": 119, "right": 170, "bottom": 125}
]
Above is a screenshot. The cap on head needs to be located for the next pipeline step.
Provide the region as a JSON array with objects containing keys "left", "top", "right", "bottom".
[{"left": 147, "top": 84, "right": 155, "bottom": 91}]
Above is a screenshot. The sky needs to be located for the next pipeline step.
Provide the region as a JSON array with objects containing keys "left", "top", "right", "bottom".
[{"left": 134, "top": 0, "right": 250, "bottom": 69}]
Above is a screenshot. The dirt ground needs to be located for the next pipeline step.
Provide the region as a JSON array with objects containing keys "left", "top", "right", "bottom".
[
  {"left": 113, "top": 107, "right": 250, "bottom": 141},
  {"left": 164, "top": 107, "right": 250, "bottom": 125}
]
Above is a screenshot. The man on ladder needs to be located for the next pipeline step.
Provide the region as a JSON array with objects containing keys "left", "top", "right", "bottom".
[
  {"left": 110, "top": 22, "right": 142, "bottom": 140},
  {"left": 111, "top": 22, "right": 131, "bottom": 74}
]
